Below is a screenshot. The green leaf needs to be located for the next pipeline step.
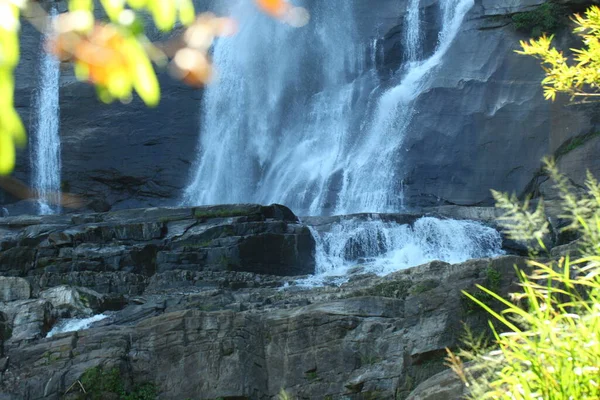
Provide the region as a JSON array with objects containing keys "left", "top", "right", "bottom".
[
  {"left": 148, "top": 0, "right": 177, "bottom": 31},
  {"left": 123, "top": 36, "right": 160, "bottom": 106},
  {"left": 178, "top": 0, "right": 196, "bottom": 26},
  {"left": 69, "top": 0, "right": 94, "bottom": 12}
]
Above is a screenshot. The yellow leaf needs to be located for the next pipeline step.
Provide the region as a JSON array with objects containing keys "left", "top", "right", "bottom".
[
  {"left": 124, "top": 36, "right": 159, "bottom": 106},
  {"left": 0, "top": 130, "right": 16, "bottom": 175},
  {"left": 178, "top": 0, "right": 196, "bottom": 26},
  {"left": 148, "top": 0, "right": 176, "bottom": 31}
]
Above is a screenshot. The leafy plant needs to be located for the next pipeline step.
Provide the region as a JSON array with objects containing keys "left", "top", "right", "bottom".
[
  {"left": 512, "top": 2, "right": 566, "bottom": 37},
  {"left": 517, "top": 6, "right": 600, "bottom": 101},
  {"left": 448, "top": 160, "right": 600, "bottom": 399},
  {"left": 77, "top": 366, "right": 157, "bottom": 400}
]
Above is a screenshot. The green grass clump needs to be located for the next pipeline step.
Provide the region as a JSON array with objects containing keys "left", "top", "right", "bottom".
[
  {"left": 353, "top": 280, "right": 412, "bottom": 299},
  {"left": 512, "top": 3, "right": 567, "bottom": 37},
  {"left": 77, "top": 367, "right": 157, "bottom": 400},
  {"left": 449, "top": 159, "right": 600, "bottom": 399}
]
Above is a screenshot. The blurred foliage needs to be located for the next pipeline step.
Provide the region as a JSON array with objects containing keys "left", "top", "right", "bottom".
[
  {"left": 518, "top": 6, "right": 600, "bottom": 102},
  {"left": 448, "top": 159, "right": 600, "bottom": 399},
  {"left": 0, "top": 0, "right": 308, "bottom": 175}
]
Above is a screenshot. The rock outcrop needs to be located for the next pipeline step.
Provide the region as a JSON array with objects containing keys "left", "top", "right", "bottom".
[
  {"left": 0, "top": 204, "right": 315, "bottom": 296},
  {"left": 0, "top": 205, "right": 533, "bottom": 399}
]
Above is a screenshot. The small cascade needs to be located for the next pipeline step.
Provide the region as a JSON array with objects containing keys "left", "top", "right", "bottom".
[
  {"left": 300, "top": 217, "right": 504, "bottom": 286},
  {"left": 31, "top": 7, "right": 61, "bottom": 215},
  {"left": 46, "top": 314, "right": 109, "bottom": 338},
  {"left": 335, "top": 0, "right": 474, "bottom": 213},
  {"left": 404, "top": 0, "right": 422, "bottom": 61}
]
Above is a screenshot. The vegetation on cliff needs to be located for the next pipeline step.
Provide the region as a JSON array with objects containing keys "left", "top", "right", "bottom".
[
  {"left": 449, "top": 146, "right": 600, "bottom": 397},
  {"left": 518, "top": 5, "right": 600, "bottom": 102},
  {"left": 447, "top": 8, "right": 600, "bottom": 397}
]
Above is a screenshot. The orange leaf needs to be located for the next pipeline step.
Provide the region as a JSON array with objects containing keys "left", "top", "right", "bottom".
[{"left": 255, "top": 0, "right": 289, "bottom": 18}]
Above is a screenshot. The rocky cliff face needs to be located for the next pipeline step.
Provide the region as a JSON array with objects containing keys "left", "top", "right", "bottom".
[
  {"left": 0, "top": 204, "right": 534, "bottom": 399},
  {"left": 5, "top": 0, "right": 600, "bottom": 213}
]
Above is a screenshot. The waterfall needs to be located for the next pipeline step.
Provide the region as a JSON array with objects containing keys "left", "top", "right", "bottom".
[
  {"left": 184, "top": 0, "right": 474, "bottom": 216},
  {"left": 334, "top": 0, "right": 474, "bottom": 214},
  {"left": 46, "top": 314, "right": 109, "bottom": 338},
  {"left": 301, "top": 217, "right": 504, "bottom": 286},
  {"left": 182, "top": 0, "right": 365, "bottom": 215},
  {"left": 405, "top": 0, "right": 422, "bottom": 61},
  {"left": 183, "top": 0, "right": 497, "bottom": 281},
  {"left": 31, "top": 8, "right": 61, "bottom": 215}
]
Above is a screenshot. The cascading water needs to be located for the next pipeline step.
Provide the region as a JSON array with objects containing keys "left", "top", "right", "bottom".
[
  {"left": 184, "top": 0, "right": 473, "bottom": 215},
  {"left": 46, "top": 314, "right": 109, "bottom": 338},
  {"left": 184, "top": 0, "right": 500, "bottom": 281},
  {"left": 31, "top": 8, "right": 61, "bottom": 215},
  {"left": 182, "top": 0, "right": 365, "bottom": 215},
  {"left": 335, "top": 0, "right": 474, "bottom": 213},
  {"left": 302, "top": 217, "right": 504, "bottom": 286}
]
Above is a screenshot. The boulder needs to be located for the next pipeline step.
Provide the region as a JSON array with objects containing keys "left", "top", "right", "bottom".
[
  {"left": 0, "top": 277, "right": 31, "bottom": 302},
  {"left": 0, "top": 299, "right": 53, "bottom": 341},
  {"left": 39, "top": 286, "right": 106, "bottom": 318},
  {"left": 406, "top": 367, "right": 466, "bottom": 400}
]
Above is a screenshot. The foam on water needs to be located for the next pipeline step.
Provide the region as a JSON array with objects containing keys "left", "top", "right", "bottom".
[
  {"left": 46, "top": 314, "right": 109, "bottom": 338},
  {"left": 297, "top": 217, "right": 504, "bottom": 287}
]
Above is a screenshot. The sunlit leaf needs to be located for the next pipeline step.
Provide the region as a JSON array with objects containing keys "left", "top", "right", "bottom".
[{"left": 123, "top": 36, "right": 160, "bottom": 106}]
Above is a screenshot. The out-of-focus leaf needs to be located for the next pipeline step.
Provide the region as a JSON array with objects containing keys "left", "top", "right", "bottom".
[
  {"left": 74, "top": 61, "right": 90, "bottom": 80},
  {"left": 178, "top": 0, "right": 196, "bottom": 26},
  {"left": 0, "top": 130, "right": 16, "bottom": 175},
  {"left": 126, "top": 0, "right": 147, "bottom": 9},
  {"left": 100, "top": 0, "right": 125, "bottom": 21},
  {"left": 255, "top": 0, "right": 288, "bottom": 17},
  {"left": 148, "top": 0, "right": 176, "bottom": 31},
  {"left": 68, "top": 0, "right": 94, "bottom": 12},
  {"left": 123, "top": 36, "right": 159, "bottom": 106}
]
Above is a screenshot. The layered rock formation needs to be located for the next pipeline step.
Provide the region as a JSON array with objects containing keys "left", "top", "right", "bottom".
[{"left": 0, "top": 205, "right": 540, "bottom": 399}]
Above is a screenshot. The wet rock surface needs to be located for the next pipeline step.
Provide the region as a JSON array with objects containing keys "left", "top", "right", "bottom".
[
  {"left": 0, "top": 205, "right": 534, "bottom": 399},
  {"left": 4, "top": 0, "right": 600, "bottom": 212}
]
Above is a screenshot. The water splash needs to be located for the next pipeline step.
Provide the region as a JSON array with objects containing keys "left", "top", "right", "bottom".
[
  {"left": 31, "top": 8, "right": 61, "bottom": 215},
  {"left": 299, "top": 216, "right": 504, "bottom": 287},
  {"left": 46, "top": 314, "right": 109, "bottom": 338}
]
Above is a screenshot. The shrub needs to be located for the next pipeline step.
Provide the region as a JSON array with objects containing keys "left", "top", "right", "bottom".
[
  {"left": 512, "top": 3, "right": 567, "bottom": 37},
  {"left": 448, "top": 159, "right": 600, "bottom": 399}
]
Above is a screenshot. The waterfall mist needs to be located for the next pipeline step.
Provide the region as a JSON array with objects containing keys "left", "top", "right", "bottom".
[
  {"left": 183, "top": 0, "right": 502, "bottom": 280},
  {"left": 300, "top": 216, "right": 504, "bottom": 286},
  {"left": 183, "top": 0, "right": 474, "bottom": 216},
  {"left": 31, "top": 8, "right": 61, "bottom": 215}
]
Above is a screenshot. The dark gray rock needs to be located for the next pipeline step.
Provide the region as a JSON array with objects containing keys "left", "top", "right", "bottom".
[
  {"left": 0, "top": 277, "right": 31, "bottom": 302},
  {"left": 0, "top": 205, "right": 315, "bottom": 297},
  {"left": 0, "top": 253, "right": 527, "bottom": 399}
]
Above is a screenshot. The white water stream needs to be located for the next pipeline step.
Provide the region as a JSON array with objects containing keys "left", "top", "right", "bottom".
[
  {"left": 183, "top": 0, "right": 499, "bottom": 280},
  {"left": 31, "top": 7, "right": 61, "bottom": 215}
]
